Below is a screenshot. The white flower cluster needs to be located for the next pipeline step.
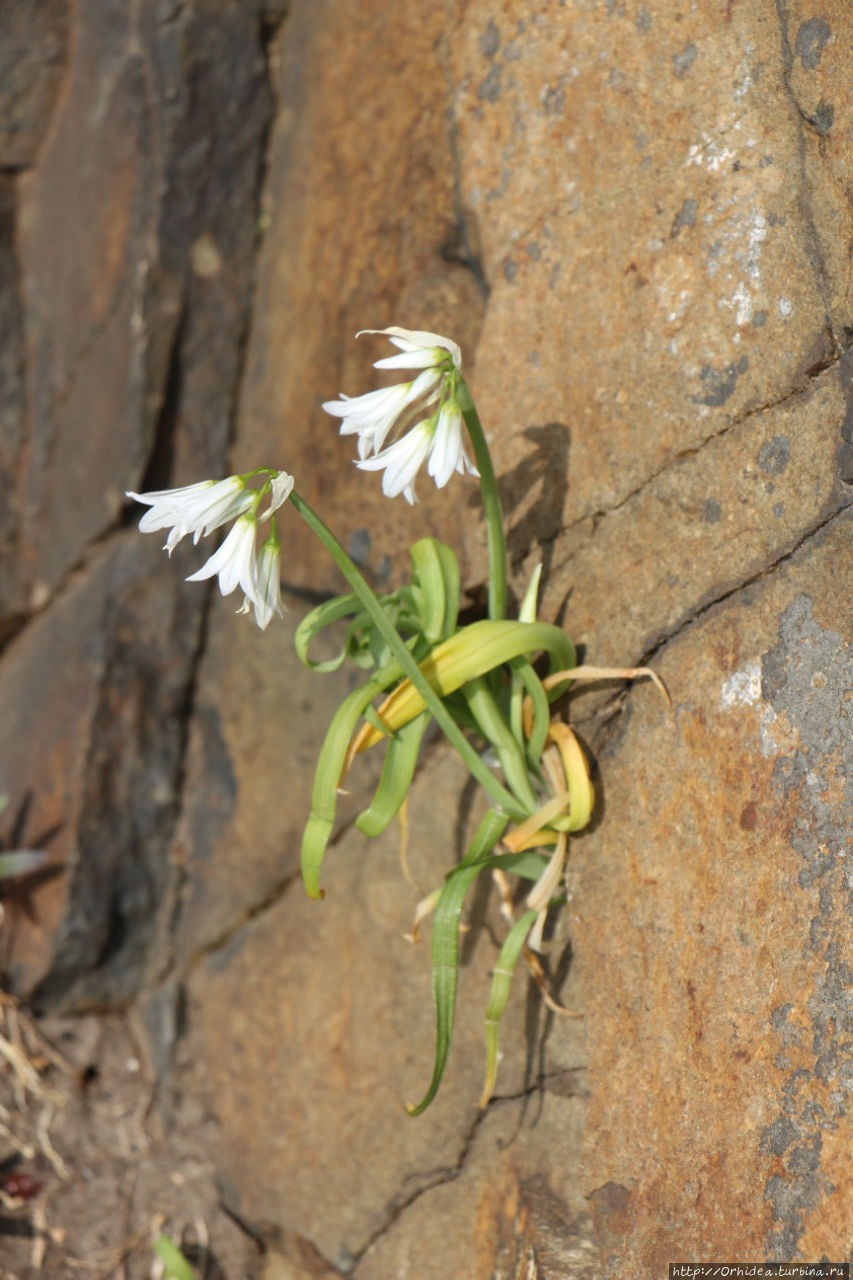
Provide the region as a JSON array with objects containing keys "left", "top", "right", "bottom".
[
  {"left": 127, "top": 471, "right": 293, "bottom": 630},
  {"left": 322, "top": 327, "right": 478, "bottom": 504}
]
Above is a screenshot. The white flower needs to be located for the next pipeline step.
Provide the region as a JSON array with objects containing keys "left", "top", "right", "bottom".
[
  {"left": 322, "top": 370, "right": 440, "bottom": 459},
  {"left": 186, "top": 514, "right": 261, "bottom": 602},
  {"left": 323, "top": 327, "right": 477, "bottom": 502},
  {"left": 357, "top": 420, "right": 435, "bottom": 503},
  {"left": 427, "top": 400, "right": 476, "bottom": 489},
  {"left": 250, "top": 537, "right": 284, "bottom": 631},
  {"left": 127, "top": 476, "right": 254, "bottom": 555}
]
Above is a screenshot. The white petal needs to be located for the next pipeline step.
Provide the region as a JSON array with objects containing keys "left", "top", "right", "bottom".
[
  {"left": 252, "top": 541, "right": 285, "bottom": 630},
  {"left": 127, "top": 480, "right": 214, "bottom": 507},
  {"left": 356, "top": 326, "right": 462, "bottom": 370},
  {"left": 324, "top": 372, "right": 441, "bottom": 458},
  {"left": 358, "top": 422, "right": 434, "bottom": 504},
  {"left": 259, "top": 471, "right": 294, "bottom": 520},
  {"left": 186, "top": 516, "right": 259, "bottom": 602},
  {"left": 426, "top": 401, "right": 466, "bottom": 488},
  {"left": 128, "top": 475, "right": 253, "bottom": 547},
  {"left": 373, "top": 349, "right": 443, "bottom": 371}
]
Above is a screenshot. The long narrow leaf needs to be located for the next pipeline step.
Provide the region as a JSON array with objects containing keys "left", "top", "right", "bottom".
[
  {"left": 300, "top": 660, "right": 403, "bottom": 898},
  {"left": 480, "top": 908, "right": 538, "bottom": 1106},
  {"left": 407, "top": 810, "right": 509, "bottom": 1115},
  {"left": 356, "top": 711, "right": 430, "bottom": 837},
  {"left": 410, "top": 538, "right": 460, "bottom": 642},
  {"left": 352, "top": 620, "right": 577, "bottom": 757},
  {"left": 463, "top": 677, "right": 538, "bottom": 812}
]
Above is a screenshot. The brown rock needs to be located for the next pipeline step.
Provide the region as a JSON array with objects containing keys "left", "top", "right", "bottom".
[
  {"left": 237, "top": 0, "right": 486, "bottom": 597},
  {"left": 456, "top": 0, "right": 846, "bottom": 585},
  {"left": 170, "top": 592, "right": 385, "bottom": 965},
  {"left": 520, "top": 364, "right": 852, "bottom": 666},
  {"left": 0, "top": 0, "right": 69, "bottom": 170},
  {"left": 9, "top": 0, "right": 273, "bottom": 614},
  {"left": 573, "top": 510, "right": 853, "bottom": 1269},
  {"left": 0, "top": 533, "right": 206, "bottom": 1006},
  {"left": 0, "top": 0, "right": 277, "bottom": 1006},
  {"left": 173, "top": 0, "right": 853, "bottom": 1273}
]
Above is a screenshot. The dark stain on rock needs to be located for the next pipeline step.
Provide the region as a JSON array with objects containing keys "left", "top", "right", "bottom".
[
  {"left": 758, "top": 435, "right": 790, "bottom": 475},
  {"left": 588, "top": 1181, "right": 632, "bottom": 1259},
  {"left": 760, "top": 1114, "right": 798, "bottom": 1158},
  {"left": 837, "top": 347, "right": 853, "bottom": 483},
  {"left": 478, "top": 64, "right": 502, "bottom": 103},
  {"left": 739, "top": 800, "right": 758, "bottom": 830},
  {"left": 543, "top": 81, "right": 566, "bottom": 115},
  {"left": 810, "top": 100, "right": 834, "bottom": 135},
  {"left": 347, "top": 527, "right": 371, "bottom": 566},
  {"left": 760, "top": 593, "right": 853, "bottom": 1258},
  {"left": 504, "top": 258, "right": 518, "bottom": 283},
  {"left": 671, "top": 196, "right": 697, "bottom": 237},
  {"left": 692, "top": 355, "right": 748, "bottom": 407},
  {"left": 188, "top": 704, "right": 238, "bottom": 861},
  {"left": 673, "top": 42, "right": 698, "bottom": 78},
  {"left": 480, "top": 18, "right": 500, "bottom": 59},
  {"left": 525, "top": 241, "right": 541, "bottom": 261},
  {"left": 636, "top": 5, "right": 651, "bottom": 32},
  {"left": 795, "top": 17, "right": 831, "bottom": 71},
  {"left": 703, "top": 497, "right": 722, "bottom": 524},
  {"left": 753, "top": 310, "right": 767, "bottom": 327}
]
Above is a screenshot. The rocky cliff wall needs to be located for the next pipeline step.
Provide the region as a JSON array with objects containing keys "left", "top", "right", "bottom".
[{"left": 1, "top": 1, "right": 852, "bottom": 1275}]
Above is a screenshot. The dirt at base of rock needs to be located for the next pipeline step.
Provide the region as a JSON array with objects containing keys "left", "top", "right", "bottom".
[{"left": 0, "top": 996, "right": 262, "bottom": 1280}]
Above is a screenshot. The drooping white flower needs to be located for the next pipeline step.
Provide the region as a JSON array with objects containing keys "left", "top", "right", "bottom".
[
  {"left": 427, "top": 400, "right": 477, "bottom": 489},
  {"left": 356, "top": 420, "right": 436, "bottom": 503},
  {"left": 186, "top": 514, "right": 261, "bottom": 601},
  {"left": 322, "top": 369, "right": 440, "bottom": 459},
  {"left": 127, "top": 475, "right": 254, "bottom": 555},
  {"left": 323, "top": 327, "right": 477, "bottom": 502},
  {"left": 250, "top": 535, "right": 284, "bottom": 631}
]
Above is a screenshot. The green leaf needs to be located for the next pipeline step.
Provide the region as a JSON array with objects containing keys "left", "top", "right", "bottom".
[
  {"left": 300, "top": 659, "right": 403, "bottom": 899},
  {"left": 462, "top": 676, "right": 538, "bottom": 812},
  {"left": 153, "top": 1236, "right": 196, "bottom": 1280},
  {"left": 294, "top": 593, "right": 365, "bottom": 672},
  {"left": 480, "top": 909, "right": 538, "bottom": 1105},
  {"left": 356, "top": 711, "right": 430, "bottom": 837},
  {"left": 410, "top": 538, "right": 460, "bottom": 641},
  {"left": 356, "top": 619, "right": 576, "bottom": 753},
  {"left": 407, "top": 810, "right": 509, "bottom": 1115}
]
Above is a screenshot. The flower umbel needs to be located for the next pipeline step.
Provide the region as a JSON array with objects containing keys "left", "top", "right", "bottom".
[
  {"left": 127, "top": 469, "right": 292, "bottom": 629},
  {"left": 322, "top": 327, "right": 478, "bottom": 503}
]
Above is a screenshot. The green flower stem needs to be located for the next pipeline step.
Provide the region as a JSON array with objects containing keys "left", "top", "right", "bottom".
[
  {"left": 289, "top": 491, "right": 527, "bottom": 818},
  {"left": 455, "top": 377, "right": 507, "bottom": 622}
]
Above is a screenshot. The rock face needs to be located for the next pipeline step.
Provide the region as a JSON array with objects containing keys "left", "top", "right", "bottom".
[
  {"left": 2, "top": 0, "right": 853, "bottom": 1276},
  {"left": 0, "top": 0, "right": 278, "bottom": 1002}
]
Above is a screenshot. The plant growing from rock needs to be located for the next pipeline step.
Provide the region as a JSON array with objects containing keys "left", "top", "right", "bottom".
[{"left": 129, "top": 326, "right": 664, "bottom": 1110}]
